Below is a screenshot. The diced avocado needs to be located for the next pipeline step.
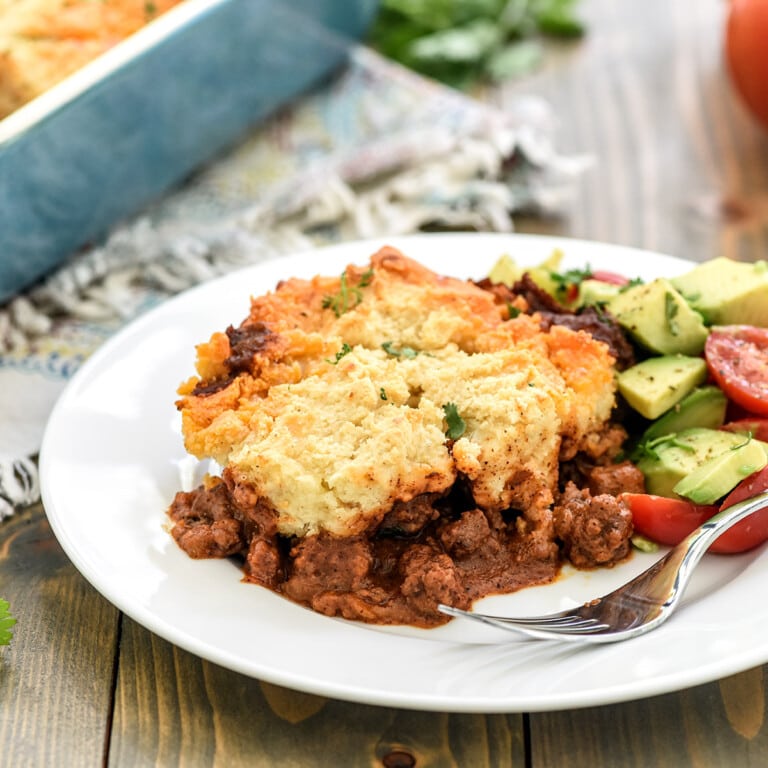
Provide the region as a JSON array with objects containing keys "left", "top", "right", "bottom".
[
  {"left": 636, "top": 427, "right": 759, "bottom": 498},
  {"left": 639, "top": 385, "right": 728, "bottom": 442},
  {"left": 486, "top": 249, "right": 566, "bottom": 300},
  {"left": 527, "top": 248, "right": 565, "bottom": 299},
  {"left": 617, "top": 355, "right": 708, "bottom": 420},
  {"left": 673, "top": 437, "right": 768, "bottom": 505},
  {"left": 606, "top": 278, "right": 709, "bottom": 355},
  {"left": 577, "top": 279, "right": 622, "bottom": 308},
  {"left": 488, "top": 254, "right": 522, "bottom": 286},
  {"left": 670, "top": 257, "right": 768, "bottom": 326}
]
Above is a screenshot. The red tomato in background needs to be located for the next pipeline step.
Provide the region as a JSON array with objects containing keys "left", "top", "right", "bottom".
[
  {"left": 623, "top": 464, "right": 768, "bottom": 553},
  {"left": 726, "top": 0, "right": 768, "bottom": 131},
  {"left": 590, "top": 270, "right": 630, "bottom": 286},
  {"left": 704, "top": 326, "right": 768, "bottom": 416}
]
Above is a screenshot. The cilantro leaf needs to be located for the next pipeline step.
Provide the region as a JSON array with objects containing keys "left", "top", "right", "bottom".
[
  {"left": 0, "top": 599, "right": 15, "bottom": 646},
  {"left": 326, "top": 343, "right": 352, "bottom": 365},
  {"left": 382, "top": 341, "right": 420, "bottom": 358},
  {"left": 442, "top": 402, "right": 466, "bottom": 440},
  {"left": 549, "top": 265, "right": 593, "bottom": 299},
  {"left": 322, "top": 269, "right": 373, "bottom": 317},
  {"left": 631, "top": 433, "right": 697, "bottom": 462}
]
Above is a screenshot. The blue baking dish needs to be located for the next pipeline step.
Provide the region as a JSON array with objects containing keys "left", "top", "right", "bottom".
[{"left": 0, "top": 0, "right": 379, "bottom": 303}]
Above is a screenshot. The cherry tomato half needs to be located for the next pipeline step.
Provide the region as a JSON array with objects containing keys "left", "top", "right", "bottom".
[
  {"left": 621, "top": 493, "right": 717, "bottom": 547},
  {"left": 716, "top": 465, "right": 768, "bottom": 553},
  {"left": 704, "top": 325, "right": 768, "bottom": 417},
  {"left": 726, "top": 0, "right": 768, "bottom": 131},
  {"left": 622, "top": 465, "right": 768, "bottom": 554},
  {"left": 722, "top": 417, "right": 768, "bottom": 442},
  {"left": 721, "top": 465, "right": 768, "bottom": 507}
]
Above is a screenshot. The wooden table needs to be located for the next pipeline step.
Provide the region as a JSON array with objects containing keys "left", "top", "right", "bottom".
[{"left": 3, "top": 0, "right": 768, "bottom": 765}]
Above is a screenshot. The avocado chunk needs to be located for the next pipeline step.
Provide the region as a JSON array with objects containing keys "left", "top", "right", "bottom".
[
  {"left": 673, "top": 438, "right": 768, "bottom": 505},
  {"left": 488, "top": 254, "right": 522, "bottom": 286},
  {"left": 671, "top": 257, "right": 768, "bottom": 326},
  {"left": 576, "top": 279, "right": 622, "bottom": 308},
  {"left": 636, "top": 427, "right": 768, "bottom": 499},
  {"left": 617, "top": 355, "right": 708, "bottom": 420},
  {"left": 487, "top": 249, "right": 565, "bottom": 299},
  {"left": 639, "top": 385, "right": 728, "bottom": 443},
  {"left": 607, "top": 278, "right": 709, "bottom": 355}
]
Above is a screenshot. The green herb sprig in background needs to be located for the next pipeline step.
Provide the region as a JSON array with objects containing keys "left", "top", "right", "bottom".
[
  {"left": 0, "top": 599, "right": 15, "bottom": 646},
  {"left": 369, "top": 0, "right": 585, "bottom": 88}
]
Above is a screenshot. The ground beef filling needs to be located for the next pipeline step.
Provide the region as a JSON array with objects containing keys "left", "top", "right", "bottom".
[{"left": 167, "top": 460, "right": 642, "bottom": 627}]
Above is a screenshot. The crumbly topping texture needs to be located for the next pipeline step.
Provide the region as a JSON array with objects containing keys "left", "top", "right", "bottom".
[{"left": 176, "top": 245, "right": 618, "bottom": 538}]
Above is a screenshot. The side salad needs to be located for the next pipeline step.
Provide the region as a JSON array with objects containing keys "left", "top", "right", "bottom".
[{"left": 489, "top": 250, "right": 768, "bottom": 554}]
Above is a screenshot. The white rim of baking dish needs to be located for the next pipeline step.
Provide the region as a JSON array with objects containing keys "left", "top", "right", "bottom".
[{"left": 0, "top": 0, "right": 226, "bottom": 143}]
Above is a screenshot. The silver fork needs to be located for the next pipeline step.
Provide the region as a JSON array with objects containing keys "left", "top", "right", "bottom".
[{"left": 439, "top": 489, "right": 768, "bottom": 643}]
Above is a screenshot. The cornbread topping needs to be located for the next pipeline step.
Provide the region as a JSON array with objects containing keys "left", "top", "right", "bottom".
[{"left": 168, "top": 246, "right": 641, "bottom": 627}]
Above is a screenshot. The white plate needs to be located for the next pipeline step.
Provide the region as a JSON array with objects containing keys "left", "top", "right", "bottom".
[{"left": 40, "top": 233, "right": 768, "bottom": 713}]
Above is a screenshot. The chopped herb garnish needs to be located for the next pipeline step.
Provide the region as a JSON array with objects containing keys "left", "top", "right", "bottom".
[
  {"left": 632, "top": 433, "right": 697, "bottom": 461},
  {"left": 0, "top": 599, "right": 15, "bottom": 646},
  {"left": 442, "top": 402, "right": 466, "bottom": 440},
  {"left": 382, "top": 341, "right": 419, "bottom": 359},
  {"left": 326, "top": 343, "right": 352, "bottom": 365},
  {"left": 506, "top": 302, "right": 521, "bottom": 319},
  {"left": 549, "top": 266, "right": 593, "bottom": 300},
  {"left": 322, "top": 269, "right": 374, "bottom": 317},
  {"left": 379, "top": 387, "right": 388, "bottom": 401},
  {"left": 358, "top": 267, "right": 374, "bottom": 287},
  {"left": 620, "top": 276, "right": 645, "bottom": 291}
]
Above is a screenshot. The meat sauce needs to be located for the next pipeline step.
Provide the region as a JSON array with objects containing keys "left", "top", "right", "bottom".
[{"left": 168, "top": 459, "right": 642, "bottom": 628}]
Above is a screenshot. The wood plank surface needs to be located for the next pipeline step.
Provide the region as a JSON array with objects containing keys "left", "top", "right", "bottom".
[
  {"left": 497, "top": 0, "right": 768, "bottom": 266},
  {"left": 530, "top": 672, "right": 768, "bottom": 768},
  {"left": 0, "top": 505, "right": 119, "bottom": 767},
  {"left": 109, "top": 618, "right": 525, "bottom": 767}
]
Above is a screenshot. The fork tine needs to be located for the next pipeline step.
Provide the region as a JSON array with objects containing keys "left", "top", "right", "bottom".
[
  {"left": 501, "top": 615, "right": 603, "bottom": 628},
  {"left": 522, "top": 621, "right": 610, "bottom": 634},
  {"left": 438, "top": 605, "right": 606, "bottom": 629},
  {"left": 438, "top": 605, "right": 612, "bottom": 641},
  {"left": 438, "top": 605, "right": 610, "bottom": 633}
]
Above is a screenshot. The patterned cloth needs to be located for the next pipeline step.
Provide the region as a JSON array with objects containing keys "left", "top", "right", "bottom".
[{"left": 0, "top": 46, "right": 589, "bottom": 518}]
